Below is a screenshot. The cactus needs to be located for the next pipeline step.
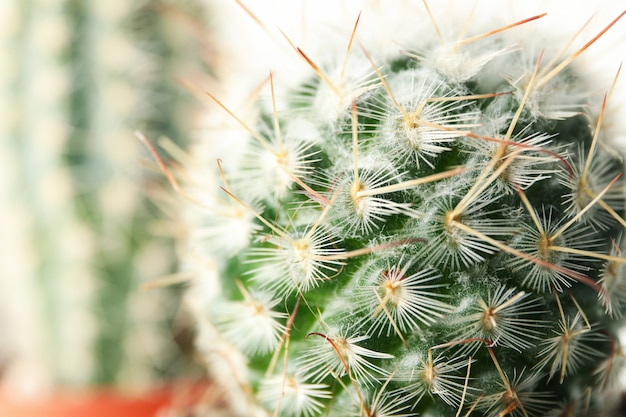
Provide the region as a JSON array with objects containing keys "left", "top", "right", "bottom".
[
  {"left": 0, "top": 0, "right": 206, "bottom": 392},
  {"left": 167, "top": 1, "right": 626, "bottom": 416}
]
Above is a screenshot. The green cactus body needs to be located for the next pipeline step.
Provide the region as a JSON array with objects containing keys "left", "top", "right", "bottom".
[
  {"left": 0, "top": 0, "right": 206, "bottom": 391},
  {"left": 180, "top": 2, "right": 626, "bottom": 416},
  {"left": 65, "top": 0, "right": 206, "bottom": 386},
  {"left": 0, "top": 0, "right": 96, "bottom": 388}
]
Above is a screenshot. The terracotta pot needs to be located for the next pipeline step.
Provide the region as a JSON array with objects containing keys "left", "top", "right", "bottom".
[{"left": 0, "top": 386, "right": 175, "bottom": 417}]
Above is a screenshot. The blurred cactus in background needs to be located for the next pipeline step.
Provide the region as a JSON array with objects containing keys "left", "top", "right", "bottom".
[
  {"left": 0, "top": 0, "right": 207, "bottom": 394},
  {"left": 169, "top": 1, "right": 626, "bottom": 416}
]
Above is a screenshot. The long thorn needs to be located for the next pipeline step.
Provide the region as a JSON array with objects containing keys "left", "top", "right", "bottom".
[
  {"left": 217, "top": 161, "right": 291, "bottom": 241},
  {"left": 538, "top": 15, "right": 594, "bottom": 79},
  {"left": 340, "top": 12, "right": 361, "bottom": 81},
  {"left": 360, "top": 44, "right": 409, "bottom": 118},
  {"left": 422, "top": 0, "right": 444, "bottom": 46},
  {"left": 352, "top": 100, "right": 360, "bottom": 190},
  {"left": 317, "top": 238, "right": 426, "bottom": 262},
  {"left": 373, "top": 289, "right": 409, "bottom": 348},
  {"left": 551, "top": 172, "right": 622, "bottom": 241},
  {"left": 549, "top": 246, "right": 626, "bottom": 265},
  {"left": 136, "top": 131, "right": 212, "bottom": 210},
  {"left": 505, "top": 50, "right": 544, "bottom": 141},
  {"left": 451, "top": 220, "right": 602, "bottom": 293},
  {"left": 457, "top": 0, "right": 478, "bottom": 43},
  {"left": 456, "top": 357, "right": 473, "bottom": 417},
  {"left": 607, "top": 63, "right": 623, "bottom": 103},
  {"left": 296, "top": 47, "right": 342, "bottom": 96},
  {"left": 269, "top": 72, "right": 284, "bottom": 151},
  {"left": 266, "top": 295, "right": 302, "bottom": 377},
  {"left": 516, "top": 186, "right": 545, "bottom": 236},
  {"left": 582, "top": 94, "right": 607, "bottom": 180},
  {"left": 457, "top": 13, "right": 547, "bottom": 47},
  {"left": 235, "top": 0, "right": 269, "bottom": 32},
  {"left": 536, "top": 10, "right": 626, "bottom": 90},
  {"left": 595, "top": 197, "right": 626, "bottom": 229},
  {"left": 356, "top": 167, "right": 464, "bottom": 198},
  {"left": 205, "top": 92, "right": 276, "bottom": 154}
]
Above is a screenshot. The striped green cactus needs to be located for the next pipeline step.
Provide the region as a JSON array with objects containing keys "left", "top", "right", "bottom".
[
  {"left": 0, "top": 0, "right": 205, "bottom": 391},
  {"left": 178, "top": 1, "right": 626, "bottom": 416}
]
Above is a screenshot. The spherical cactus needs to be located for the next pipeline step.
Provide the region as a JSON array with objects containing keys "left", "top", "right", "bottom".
[{"left": 173, "top": 2, "right": 626, "bottom": 416}]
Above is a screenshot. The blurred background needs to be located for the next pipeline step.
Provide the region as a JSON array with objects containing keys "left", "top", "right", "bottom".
[{"left": 0, "top": 0, "right": 214, "bottom": 413}]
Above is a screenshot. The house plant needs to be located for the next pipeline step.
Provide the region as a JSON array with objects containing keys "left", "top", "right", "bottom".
[{"left": 157, "top": 1, "right": 626, "bottom": 416}]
